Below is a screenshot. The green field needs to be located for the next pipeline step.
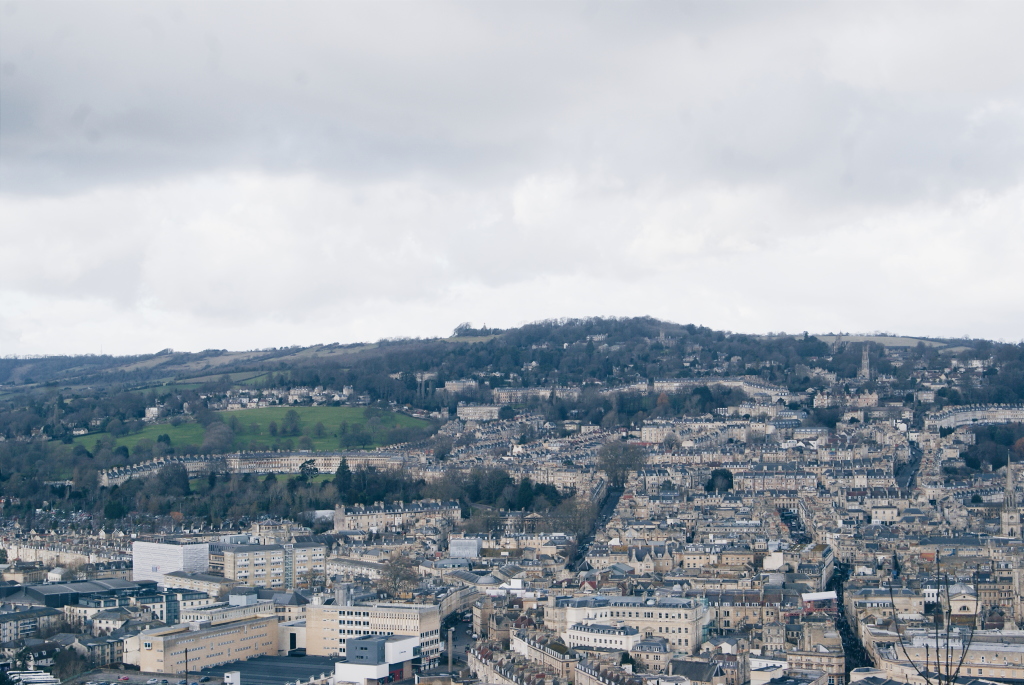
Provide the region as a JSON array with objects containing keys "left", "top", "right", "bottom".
[
  {"left": 73, "top": 421, "right": 206, "bottom": 451},
  {"left": 72, "top": 405, "right": 430, "bottom": 456},
  {"left": 220, "top": 405, "right": 428, "bottom": 452}
]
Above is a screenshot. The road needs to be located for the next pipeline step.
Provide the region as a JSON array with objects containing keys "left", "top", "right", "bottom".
[
  {"left": 828, "top": 562, "right": 873, "bottom": 673},
  {"left": 896, "top": 444, "right": 923, "bottom": 490},
  {"left": 570, "top": 487, "right": 624, "bottom": 569},
  {"left": 778, "top": 508, "right": 810, "bottom": 545},
  {"left": 428, "top": 614, "right": 474, "bottom": 674}
]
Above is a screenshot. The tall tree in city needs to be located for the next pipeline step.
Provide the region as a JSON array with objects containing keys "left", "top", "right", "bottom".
[
  {"left": 553, "top": 496, "right": 598, "bottom": 539},
  {"left": 705, "top": 468, "right": 734, "bottom": 493},
  {"left": 597, "top": 442, "right": 647, "bottom": 488},
  {"left": 155, "top": 463, "right": 191, "bottom": 497},
  {"left": 282, "top": 409, "right": 303, "bottom": 436},
  {"left": 299, "top": 459, "right": 319, "bottom": 480},
  {"left": 334, "top": 458, "right": 353, "bottom": 493},
  {"left": 51, "top": 649, "right": 89, "bottom": 680},
  {"left": 376, "top": 553, "right": 418, "bottom": 598}
]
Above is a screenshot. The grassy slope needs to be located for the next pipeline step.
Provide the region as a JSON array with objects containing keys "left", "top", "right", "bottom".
[
  {"left": 221, "top": 406, "right": 426, "bottom": 452},
  {"left": 811, "top": 334, "right": 947, "bottom": 348},
  {"left": 74, "top": 422, "right": 206, "bottom": 451},
  {"left": 176, "top": 371, "right": 269, "bottom": 384},
  {"left": 73, "top": 406, "right": 430, "bottom": 454}
]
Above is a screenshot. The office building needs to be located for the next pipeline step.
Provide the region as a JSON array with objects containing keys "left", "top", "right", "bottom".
[
  {"left": 305, "top": 601, "right": 441, "bottom": 664},
  {"left": 136, "top": 615, "right": 278, "bottom": 673},
  {"left": 218, "top": 542, "right": 326, "bottom": 589}
]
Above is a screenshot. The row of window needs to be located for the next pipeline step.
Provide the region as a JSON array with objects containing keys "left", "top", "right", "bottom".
[{"left": 590, "top": 610, "right": 693, "bottom": 620}]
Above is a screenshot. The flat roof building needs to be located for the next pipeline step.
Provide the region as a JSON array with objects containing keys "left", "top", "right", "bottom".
[
  {"left": 306, "top": 602, "right": 441, "bottom": 665},
  {"left": 136, "top": 615, "right": 278, "bottom": 673},
  {"left": 335, "top": 635, "right": 418, "bottom": 685}
]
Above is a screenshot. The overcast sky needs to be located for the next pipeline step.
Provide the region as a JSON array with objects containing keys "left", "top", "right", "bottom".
[{"left": 2, "top": 2, "right": 1023, "bottom": 356}]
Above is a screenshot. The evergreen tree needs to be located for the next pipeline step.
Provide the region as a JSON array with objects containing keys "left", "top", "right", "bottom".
[{"left": 334, "top": 458, "right": 353, "bottom": 496}]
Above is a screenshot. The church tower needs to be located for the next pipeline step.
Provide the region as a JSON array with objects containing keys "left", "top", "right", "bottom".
[
  {"left": 858, "top": 344, "right": 872, "bottom": 381},
  {"left": 1002, "top": 453, "right": 1020, "bottom": 537}
]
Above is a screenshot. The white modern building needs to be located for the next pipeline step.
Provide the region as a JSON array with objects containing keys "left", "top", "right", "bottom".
[
  {"left": 333, "top": 635, "right": 419, "bottom": 685},
  {"left": 449, "top": 537, "right": 483, "bottom": 559},
  {"left": 132, "top": 540, "right": 210, "bottom": 584}
]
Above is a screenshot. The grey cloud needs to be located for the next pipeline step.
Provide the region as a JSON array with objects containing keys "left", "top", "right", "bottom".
[
  {"left": 2, "top": 2, "right": 1024, "bottom": 354},
  {"left": 3, "top": 2, "right": 1023, "bottom": 201}
]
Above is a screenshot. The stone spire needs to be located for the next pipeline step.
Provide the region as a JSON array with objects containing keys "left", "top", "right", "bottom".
[
  {"left": 858, "top": 344, "right": 871, "bottom": 381},
  {"left": 1007, "top": 452, "right": 1017, "bottom": 510},
  {"left": 1002, "top": 451, "right": 1019, "bottom": 537}
]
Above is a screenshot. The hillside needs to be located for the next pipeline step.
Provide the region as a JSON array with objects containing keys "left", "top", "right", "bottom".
[{"left": 0, "top": 317, "right": 1020, "bottom": 494}]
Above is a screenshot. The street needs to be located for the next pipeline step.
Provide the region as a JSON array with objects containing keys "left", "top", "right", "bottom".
[{"left": 424, "top": 614, "right": 474, "bottom": 675}]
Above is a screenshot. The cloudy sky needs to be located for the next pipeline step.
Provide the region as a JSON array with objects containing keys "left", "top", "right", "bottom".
[{"left": 2, "top": 2, "right": 1023, "bottom": 356}]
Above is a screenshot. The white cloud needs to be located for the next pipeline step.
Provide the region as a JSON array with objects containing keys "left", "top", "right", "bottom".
[{"left": 1, "top": 170, "right": 1022, "bottom": 355}]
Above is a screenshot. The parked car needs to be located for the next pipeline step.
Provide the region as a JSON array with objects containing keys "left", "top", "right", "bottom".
[
  {"left": 178, "top": 680, "right": 187, "bottom": 684},
  {"left": 200, "top": 678, "right": 211, "bottom": 682},
  {"left": 147, "top": 679, "right": 160, "bottom": 684},
  {"left": 118, "top": 678, "right": 131, "bottom": 682}
]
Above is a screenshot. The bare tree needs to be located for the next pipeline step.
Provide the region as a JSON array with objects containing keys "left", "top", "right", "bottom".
[
  {"left": 375, "top": 553, "right": 418, "bottom": 597},
  {"left": 597, "top": 442, "right": 647, "bottom": 488},
  {"left": 552, "top": 496, "right": 597, "bottom": 539},
  {"left": 299, "top": 567, "right": 327, "bottom": 592},
  {"left": 888, "top": 555, "right": 979, "bottom": 685}
]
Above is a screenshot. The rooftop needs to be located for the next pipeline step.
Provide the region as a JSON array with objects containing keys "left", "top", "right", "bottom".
[{"left": 196, "top": 655, "right": 340, "bottom": 685}]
